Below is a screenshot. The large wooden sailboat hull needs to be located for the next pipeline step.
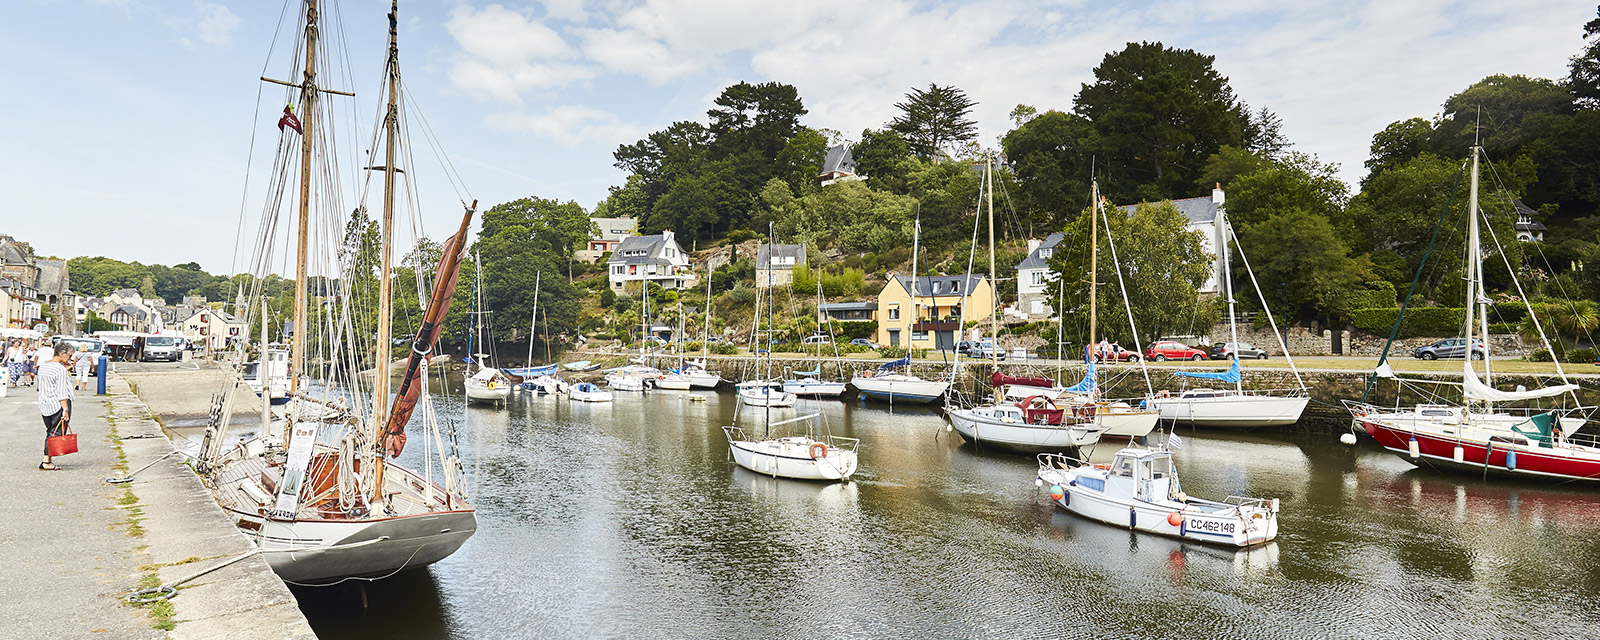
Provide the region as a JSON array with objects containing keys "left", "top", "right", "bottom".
[
  {"left": 1358, "top": 417, "right": 1600, "bottom": 484},
  {"left": 1146, "top": 393, "right": 1309, "bottom": 427},
  {"left": 947, "top": 409, "right": 1104, "bottom": 452}
]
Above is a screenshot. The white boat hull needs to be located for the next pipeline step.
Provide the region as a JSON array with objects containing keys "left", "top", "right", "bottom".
[
  {"left": 850, "top": 375, "right": 949, "bottom": 404},
  {"left": 607, "top": 375, "right": 650, "bottom": 392},
  {"left": 729, "top": 438, "right": 857, "bottom": 481},
  {"left": 947, "top": 408, "right": 1105, "bottom": 452},
  {"left": 1038, "top": 464, "right": 1276, "bottom": 548},
  {"left": 686, "top": 372, "right": 721, "bottom": 389},
  {"left": 656, "top": 375, "right": 693, "bottom": 390},
  {"left": 465, "top": 383, "right": 510, "bottom": 403},
  {"left": 1147, "top": 393, "right": 1309, "bottom": 427},
  {"left": 1098, "top": 409, "right": 1161, "bottom": 438},
  {"left": 738, "top": 386, "right": 797, "bottom": 407},
  {"left": 783, "top": 379, "right": 847, "bottom": 397}
]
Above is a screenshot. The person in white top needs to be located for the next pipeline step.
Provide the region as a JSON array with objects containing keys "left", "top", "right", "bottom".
[
  {"left": 37, "top": 342, "right": 76, "bottom": 471},
  {"left": 73, "top": 345, "right": 92, "bottom": 390}
]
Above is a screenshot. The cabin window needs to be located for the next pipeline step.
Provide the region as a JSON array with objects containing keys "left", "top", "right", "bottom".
[{"left": 1115, "top": 459, "right": 1134, "bottom": 478}]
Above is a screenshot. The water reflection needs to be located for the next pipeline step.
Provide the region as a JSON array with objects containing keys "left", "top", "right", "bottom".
[{"left": 276, "top": 385, "right": 1600, "bottom": 639}]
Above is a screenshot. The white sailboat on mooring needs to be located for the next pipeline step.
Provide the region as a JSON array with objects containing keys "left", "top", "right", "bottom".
[{"left": 197, "top": 0, "right": 474, "bottom": 585}]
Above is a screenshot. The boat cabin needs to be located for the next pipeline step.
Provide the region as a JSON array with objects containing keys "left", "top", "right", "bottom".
[{"left": 1104, "top": 448, "right": 1177, "bottom": 503}]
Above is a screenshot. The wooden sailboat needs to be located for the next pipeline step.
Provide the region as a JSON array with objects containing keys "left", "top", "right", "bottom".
[
  {"left": 197, "top": 0, "right": 476, "bottom": 585},
  {"left": 1348, "top": 145, "right": 1600, "bottom": 483}
]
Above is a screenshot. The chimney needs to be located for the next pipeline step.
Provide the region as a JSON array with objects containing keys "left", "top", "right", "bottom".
[
  {"left": 663, "top": 230, "right": 674, "bottom": 245},
  {"left": 1027, "top": 238, "right": 1042, "bottom": 254},
  {"left": 1212, "top": 182, "right": 1225, "bottom": 206}
]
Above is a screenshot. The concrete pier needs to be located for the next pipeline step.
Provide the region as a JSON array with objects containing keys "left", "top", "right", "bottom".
[{"left": 0, "top": 375, "right": 314, "bottom": 639}]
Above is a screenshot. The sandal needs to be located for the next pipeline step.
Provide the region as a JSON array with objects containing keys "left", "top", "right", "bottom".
[{"left": 38, "top": 462, "right": 60, "bottom": 471}]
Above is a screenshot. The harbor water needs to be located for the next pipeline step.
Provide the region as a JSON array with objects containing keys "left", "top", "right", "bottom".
[{"left": 286, "top": 386, "right": 1600, "bottom": 639}]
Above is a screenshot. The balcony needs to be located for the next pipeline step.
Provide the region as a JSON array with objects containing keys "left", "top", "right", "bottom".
[{"left": 913, "top": 321, "right": 960, "bottom": 332}]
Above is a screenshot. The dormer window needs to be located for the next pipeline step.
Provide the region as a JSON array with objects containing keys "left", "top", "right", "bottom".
[{"left": 1040, "top": 248, "right": 1052, "bottom": 258}]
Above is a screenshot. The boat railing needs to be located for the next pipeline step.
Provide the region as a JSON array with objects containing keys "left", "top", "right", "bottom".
[
  {"left": 721, "top": 425, "right": 747, "bottom": 442},
  {"left": 1224, "top": 495, "right": 1278, "bottom": 513},
  {"left": 1164, "top": 387, "right": 1307, "bottom": 400},
  {"left": 1037, "top": 452, "right": 1087, "bottom": 471},
  {"left": 825, "top": 435, "right": 861, "bottom": 452}
]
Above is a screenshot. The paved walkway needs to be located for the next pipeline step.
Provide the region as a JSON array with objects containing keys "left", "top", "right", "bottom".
[{"left": 0, "top": 376, "right": 314, "bottom": 639}]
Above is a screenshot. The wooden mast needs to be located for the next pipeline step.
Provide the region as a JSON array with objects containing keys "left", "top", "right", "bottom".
[
  {"left": 1088, "top": 180, "right": 1099, "bottom": 366},
  {"left": 289, "top": 0, "right": 318, "bottom": 402},
  {"left": 371, "top": 0, "right": 401, "bottom": 500}
]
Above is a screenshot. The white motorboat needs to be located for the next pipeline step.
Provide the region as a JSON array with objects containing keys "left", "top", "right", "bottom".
[
  {"left": 465, "top": 365, "right": 511, "bottom": 404},
  {"left": 656, "top": 371, "right": 693, "bottom": 390},
  {"left": 738, "top": 381, "right": 797, "bottom": 407},
  {"left": 722, "top": 414, "right": 859, "bottom": 481},
  {"left": 946, "top": 395, "right": 1107, "bottom": 452},
  {"left": 563, "top": 360, "right": 600, "bottom": 371},
  {"left": 241, "top": 348, "right": 292, "bottom": 405},
  {"left": 1036, "top": 447, "right": 1279, "bottom": 547},
  {"left": 783, "top": 377, "right": 847, "bottom": 397},
  {"left": 605, "top": 364, "right": 660, "bottom": 391},
  {"left": 522, "top": 374, "right": 568, "bottom": 395},
  {"left": 570, "top": 382, "right": 614, "bottom": 403}
]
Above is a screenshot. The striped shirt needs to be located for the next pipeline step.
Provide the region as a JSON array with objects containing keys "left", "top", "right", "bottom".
[{"left": 37, "top": 361, "right": 74, "bottom": 416}]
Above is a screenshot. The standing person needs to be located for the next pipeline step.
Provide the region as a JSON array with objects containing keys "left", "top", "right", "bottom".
[
  {"left": 6, "top": 339, "right": 24, "bottom": 387},
  {"left": 37, "top": 342, "right": 75, "bottom": 471},
  {"left": 73, "top": 344, "right": 92, "bottom": 391},
  {"left": 34, "top": 340, "right": 53, "bottom": 385},
  {"left": 0, "top": 339, "right": 9, "bottom": 386},
  {"left": 12, "top": 339, "right": 32, "bottom": 386}
]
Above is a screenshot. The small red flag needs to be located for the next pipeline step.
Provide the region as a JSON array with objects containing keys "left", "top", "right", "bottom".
[{"left": 277, "top": 105, "right": 302, "bottom": 134}]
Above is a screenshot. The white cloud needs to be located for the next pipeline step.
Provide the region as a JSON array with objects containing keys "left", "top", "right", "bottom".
[
  {"left": 445, "top": 4, "right": 595, "bottom": 103},
  {"left": 168, "top": 1, "right": 240, "bottom": 49},
  {"left": 485, "top": 104, "right": 649, "bottom": 148}
]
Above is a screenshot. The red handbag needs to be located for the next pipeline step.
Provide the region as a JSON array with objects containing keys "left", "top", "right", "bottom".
[{"left": 47, "top": 427, "right": 77, "bottom": 457}]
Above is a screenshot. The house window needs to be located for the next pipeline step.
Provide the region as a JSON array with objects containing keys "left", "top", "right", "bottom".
[
  {"left": 666, "top": 248, "right": 676, "bottom": 258},
  {"left": 612, "top": 266, "right": 624, "bottom": 275},
  {"left": 888, "top": 330, "right": 900, "bottom": 347},
  {"left": 889, "top": 307, "right": 900, "bottom": 320},
  {"left": 1031, "top": 272, "right": 1044, "bottom": 285},
  {"left": 1040, "top": 248, "right": 1052, "bottom": 258},
  {"left": 951, "top": 281, "right": 960, "bottom": 293},
  {"left": 911, "top": 331, "right": 929, "bottom": 341},
  {"left": 931, "top": 281, "right": 941, "bottom": 294}
]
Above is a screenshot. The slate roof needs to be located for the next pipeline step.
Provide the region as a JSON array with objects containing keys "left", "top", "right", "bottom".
[
  {"left": 33, "top": 259, "right": 67, "bottom": 297},
  {"left": 0, "top": 238, "right": 30, "bottom": 265},
  {"left": 819, "top": 302, "right": 878, "bottom": 312},
  {"left": 892, "top": 274, "right": 986, "bottom": 298},
  {"left": 609, "top": 233, "right": 673, "bottom": 266},
  {"left": 757, "top": 244, "right": 806, "bottom": 269},
  {"left": 1016, "top": 232, "right": 1064, "bottom": 270},
  {"left": 821, "top": 144, "right": 857, "bottom": 176},
  {"left": 113, "top": 288, "right": 139, "bottom": 298},
  {"left": 1514, "top": 199, "right": 1547, "bottom": 232},
  {"left": 1119, "top": 195, "right": 1218, "bottom": 225},
  {"left": 115, "top": 304, "right": 149, "bottom": 320}
]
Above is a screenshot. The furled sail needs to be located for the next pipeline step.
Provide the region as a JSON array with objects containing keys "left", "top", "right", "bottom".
[
  {"left": 877, "top": 356, "right": 910, "bottom": 372},
  {"left": 383, "top": 204, "right": 474, "bottom": 456},
  {"left": 1061, "top": 362, "right": 1097, "bottom": 394},
  {"left": 991, "top": 371, "right": 1054, "bottom": 388},
  {"left": 1461, "top": 361, "right": 1578, "bottom": 402},
  {"left": 1175, "top": 357, "right": 1241, "bottom": 383}
]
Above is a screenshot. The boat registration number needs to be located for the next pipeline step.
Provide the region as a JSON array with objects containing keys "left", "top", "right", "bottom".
[{"left": 1186, "top": 518, "right": 1236, "bottom": 535}]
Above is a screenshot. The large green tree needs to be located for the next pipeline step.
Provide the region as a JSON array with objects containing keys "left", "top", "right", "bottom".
[
  {"left": 1000, "top": 109, "right": 1096, "bottom": 227},
  {"left": 1075, "top": 41, "right": 1248, "bottom": 202},
  {"left": 851, "top": 128, "right": 915, "bottom": 194},
  {"left": 472, "top": 197, "right": 593, "bottom": 347},
  {"left": 889, "top": 83, "right": 979, "bottom": 159},
  {"left": 1236, "top": 209, "right": 1374, "bottom": 324}
]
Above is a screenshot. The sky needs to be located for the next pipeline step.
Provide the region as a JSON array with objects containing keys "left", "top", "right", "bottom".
[{"left": 1, "top": 0, "right": 1594, "bottom": 277}]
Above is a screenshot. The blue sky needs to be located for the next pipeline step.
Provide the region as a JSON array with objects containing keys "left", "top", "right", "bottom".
[{"left": 1, "top": 0, "right": 1593, "bottom": 276}]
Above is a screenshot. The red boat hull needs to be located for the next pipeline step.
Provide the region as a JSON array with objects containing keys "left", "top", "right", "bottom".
[{"left": 1359, "top": 418, "right": 1600, "bottom": 483}]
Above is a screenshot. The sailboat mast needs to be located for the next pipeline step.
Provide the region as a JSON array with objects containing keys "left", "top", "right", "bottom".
[
  {"left": 527, "top": 272, "right": 541, "bottom": 368},
  {"left": 702, "top": 260, "right": 712, "bottom": 359},
  {"left": 1465, "top": 145, "right": 1484, "bottom": 403},
  {"left": 1088, "top": 181, "right": 1099, "bottom": 362},
  {"left": 986, "top": 155, "right": 998, "bottom": 367},
  {"left": 1222, "top": 192, "right": 1242, "bottom": 393},
  {"left": 289, "top": 0, "right": 318, "bottom": 399},
  {"left": 372, "top": 0, "right": 399, "bottom": 438}
]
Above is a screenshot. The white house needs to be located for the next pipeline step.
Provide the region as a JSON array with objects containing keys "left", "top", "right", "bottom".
[
  {"left": 181, "top": 308, "right": 248, "bottom": 352},
  {"left": 1015, "top": 232, "right": 1064, "bottom": 318},
  {"left": 1514, "top": 199, "right": 1547, "bottom": 242},
  {"left": 755, "top": 243, "right": 806, "bottom": 288},
  {"left": 607, "top": 231, "right": 698, "bottom": 291},
  {"left": 1120, "top": 185, "right": 1226, "bottom": 295},
  {"left": 576, "top": 216, "right": 638, "bottom": 263},
  {"left": 818, "top": 144, "right": 865, "bottom": 187}
]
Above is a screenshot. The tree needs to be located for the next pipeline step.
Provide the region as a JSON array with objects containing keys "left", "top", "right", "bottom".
[
  {"left": 1236, "top": 209, "right": 1373, "bottom": 323},
  {"left": 852, "top": 128, "right": 914, "bottom": 193},
  {"left": 1009, "top": 104, "right": 1038, "bottom": 126},
  {"left": 774, "top": 127, "right": 829, "bottom": 192},
  {"left": 473, "top": 197, "right": 593, "bottom": 345},
  {"left": 1048, "top": 201, "right": 1214, "bottom": 344},
  {"left": 1075, "top": 42, "right": 1248, "bottom": 202},
  {"left": 706, "top": 81, "right": 807, "bottom": 163},
  {"left": 889, "top": 84, "right": 979, "bottom": 159},
  {"left": 1363, "top": 118, "right": 1434, "bottom": 186},
  {"left": 592, "top": 175, "right": 651, "bottom": 219},
  {"left": 1431, "top": 74, "right": 1573, "bottom": 159},
  {"left": 1001, "top": 109, "right": 1096, "bottom": 226},
  {"left": 1241, "top": 104, "right": 1291, "bottom": 158},
  {"left": 649, "top": 161, "right": 745, "bottom": 242},
  {"left": 1223, "top": 152, "right": 1348, "bottom": 229},
  {"left": 1569, "top": 6, "right": 1600, "bottom": 106}
]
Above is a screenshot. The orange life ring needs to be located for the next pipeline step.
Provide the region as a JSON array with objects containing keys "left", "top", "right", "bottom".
[
  {"left": 809, "top": 442, "right": 829, "bottom": 459},
  {"left": 1157, "top": 390, "right": 1170, "bottom": 399},
  {"left": 1093, "top": 464, "right": 1111, "bottom": 470}
]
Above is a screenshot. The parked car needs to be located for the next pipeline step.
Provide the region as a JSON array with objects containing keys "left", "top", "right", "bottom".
[
  {"left": 1094, "top": 347, "right": 1141, "bottom": 363},
  {"left": 850, "top": 338, "right": 880, "bottom": 349},
  {"left": 1210, "top": 341, "right": 1268, "bottom": 360},
  {"left": 1413, "top": 338, "right": 1487, "bottom": 360},
  {"left": 801, "top": 335, "right": 832, "bottom": 345},
  {"left": 1145, "top": 340, "right": 1207, "bottom": 361},
  {"left": 141, "top": 335, "right": 183, "bottom": 362},
  {"left": 970, "top": 340, "right": 1008, "bottom": 361}
]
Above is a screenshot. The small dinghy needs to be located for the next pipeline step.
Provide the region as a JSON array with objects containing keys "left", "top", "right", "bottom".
[
  {"left": 1036, "top": 445, "right": 1278, "bottom": 547},
  {"left": 723, "top": 413, "right": 859, "bottom": 481},
  {"left": 564, "top": 360, "right": 600, "bottom": 371},
  {"left": 570, "top": 382, "right": 613, "bottom": 403}
]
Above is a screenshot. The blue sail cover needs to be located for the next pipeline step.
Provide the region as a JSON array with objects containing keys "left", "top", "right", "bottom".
[
  {"left": 877, "top": 356, "right": 911, "bottom": 372},
  {"left": 1175, "top": 357, "right": 1241, "bottom": 383},
  {"left": 504, "top": 364, "right": 558, "bottom": 376},
  {"left": 1062, "top": 362, "right": 1097, "bottom": 393}
]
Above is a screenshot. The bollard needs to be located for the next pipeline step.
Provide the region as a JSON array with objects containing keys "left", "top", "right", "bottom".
[{"left": 97, "top": 355, "right": 108, "bottom": 395}]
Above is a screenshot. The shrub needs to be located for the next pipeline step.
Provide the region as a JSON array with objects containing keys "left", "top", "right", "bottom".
[
  {"left": 877, "top": 346, "right": 908, "bottom": 359},
  {"left": 708, "top": 342, "right": 738, "bottom": 355},
  {"left": 1340, "top": 281, "right": 1398, "bottom": 311},
  {"left": 1348, "top": 307, "right": 1464, "bottom": 339},
  {"left": 728, "top": 284, "right": 756, "bottom": 307},
  {"left": 684, "top": 341, "right": 702, "bottom": 352},
  {"left": 1566, "top": 348, "right": 1596, "bottom": 364},
  {"left": 836, "top": 321, "right": 878, "bottom": 340},
  {"left": 1488, "top": 322, "right": 1518, "bottom": 335},
  {"left": 726, "top": 229, "right": 758, "bottom": 244},
  {"left": 1489, "top": 301, "right": 1528, "bottom": 324},
  {"left": 599, "top": 287, "right": 616, "bottom": 308},
  {"left": 838, "top": 344, "right": 869, "bottom": 354},
  {"left": 1529, "top": 349, "right": 1554, "bottom": 362}
]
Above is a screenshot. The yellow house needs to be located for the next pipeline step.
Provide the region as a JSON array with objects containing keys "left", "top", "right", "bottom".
[{"left": 874, "top": 274, "right": 995, "bottom": 350}]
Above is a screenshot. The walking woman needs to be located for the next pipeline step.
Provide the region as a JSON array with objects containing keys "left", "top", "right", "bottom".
[
  {"left": 6, "top": 339, "right": 26, "bottom": 387},
  {"left": 38, "top": 342, "right": 75, "bottom": 471},
  {"left": 73, "top": 344, "right": 92, "bottom": 391}
]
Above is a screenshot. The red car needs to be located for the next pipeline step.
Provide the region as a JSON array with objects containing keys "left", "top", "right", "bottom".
[{"left": 1145, "top": 340, "right": 1207, "bottom": 361}]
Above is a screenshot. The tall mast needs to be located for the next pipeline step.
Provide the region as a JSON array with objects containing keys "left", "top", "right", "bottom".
[
  {"left": 289, "top": 0, "right": 319, "bottom": 398},
  {"left": 910, "top": 213, "right": 920, "bottom": 346},
  {"left": 372, "top": 0, "right": 399, "bottom": 440},
  {"left": 702, "top": 260, "right": 712, "bottom": 360},
  {"left": 986, "top": 154, "right": 998, "bottom": 367},
  {"left": 1221, "top": 192, "right": 1242, "bottom": 393},
  {"left": 526, "top": 272, "right": 541, "bottom": 368},
  {"left": 1088, "top": 181, "right": 1099, "bottom": 363},
  {"left": 1465, "top": 145, "right": 1484, "bottom": 399}
]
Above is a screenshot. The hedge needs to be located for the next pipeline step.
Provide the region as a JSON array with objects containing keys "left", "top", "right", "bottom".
[
  {"left": 836, "top": 321, "right": 878, "bottom": 340},
  {"left": 1348, "top": 307, "right": 1466, "bottom": 339}
]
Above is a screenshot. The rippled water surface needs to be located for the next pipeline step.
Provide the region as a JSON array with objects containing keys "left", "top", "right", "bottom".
[{"left": 290, "top": 388, "right": 1600, "bottom": 639}]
